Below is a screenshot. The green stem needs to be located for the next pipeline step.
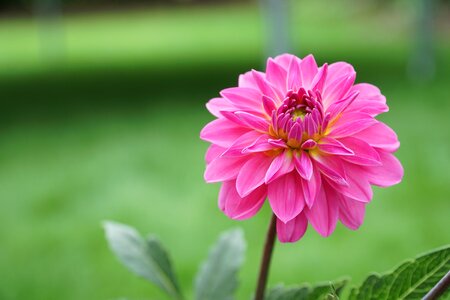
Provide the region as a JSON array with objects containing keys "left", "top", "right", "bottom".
[
  {"left": 423, "top": 271, "right": 450, "bottom": 300},
  {"left": 254, "top": 213, "right": 277, "bottom": 300}
]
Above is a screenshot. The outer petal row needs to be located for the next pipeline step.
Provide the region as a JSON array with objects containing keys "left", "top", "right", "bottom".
[
  {"left": 305, "top": 181, "right": 339, "bottom": 237},
  {"left": 200, "top": 118, "right": 251, "bottom": 148},
  {"left": 219, "top": 181, "right": 267, "bottom": 220},
  {"left": 268, "top": 172, "right": 305, "bottom": 224},
  {"left": 276, "top": 213, "right": 308, "bottom": 243}
]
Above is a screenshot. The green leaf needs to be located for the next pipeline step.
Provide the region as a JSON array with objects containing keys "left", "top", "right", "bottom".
[
  {"left": 194, "top": 228, "right": 246, "bottom": 300},
  {"left": 349, "top": 245, "right": 450, "bottom": 300},
  {"left": 265, "top": 280, "right": 348, "bottom": 300},
  {"left": 103, "top": 221, "right": 182, "bottom": 300}
]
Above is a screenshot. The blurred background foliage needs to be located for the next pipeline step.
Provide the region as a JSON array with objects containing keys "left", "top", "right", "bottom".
[{"left": 0, "top": 0, "right": 449, "bottom": 299}]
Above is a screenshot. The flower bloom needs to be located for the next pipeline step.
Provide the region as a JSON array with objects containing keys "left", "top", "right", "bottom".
[{"left": 200, "top": 54, "right": 403, "bottom": 243}]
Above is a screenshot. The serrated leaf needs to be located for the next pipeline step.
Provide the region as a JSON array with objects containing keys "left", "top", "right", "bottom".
[
  {"left": 104, "top": 221, "right": 182, "bottom": 300},
  {"left": 265, "top": 280, "right": 348, "bottom": 300},
  {"left": 349, "top": 245, "right": 450, "bottom": 300},
  {"left": 194, "top": 228, "right": 246, "bottom": 300}
]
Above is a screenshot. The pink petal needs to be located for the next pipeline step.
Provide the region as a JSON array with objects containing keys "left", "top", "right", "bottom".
[
  {"left": 294, "top": 151, "right": 313, "bottom": 180},
  {"left": 287, "top": 55, "right": 302, "bottom": 90},
  {"left": 301, "top": 167, "right": 321, "bottom": 208},
  {"left": 344, "top": 173, "right": 372, "bottom": 202},
  {"left": 220, "top": 87, "right": 262, "bottom": 112},
  {"left": 352, "top": 122, "right": 400, "bottom": 152},
  {"left": 206, "top": 97, "right": 235, "bottom": 118},
  {"left": 268, "top": 172, "right": 305, "bottom": 223},
  {"left": 299, "top": 54, "right": 318, "bottom": 89},
  {"left": 327, "top": 112, "right": 377, "bottom": 138},
  {"left": 310, "top": 153, "right": 348, "bottom": 186},
  {"left": 338, "top": 137, "right": 382, "bottom": 166},
  {"left": 243, "top": 134, "right": 281, "bottom": 153},
  {"left": 273, "top": 53, "right": 296, "bottom": 70},
  {"left": 266, "top": 58, "right": 288, "bottom": 93},
  {"left": 275, "top": 112, "right": 291, "bottom": 134},
  {"left": 221, "top": 131, "right": 263, "bottom": 157},
  {"left": 287, "top": 122, "right": 303, "bottom": 145},
  {"left": 346, "top": 83, "right": 388, "bottom": 116},
  {"left": 311, "top": 63, "right": 328, "bottom": 93},
  {"left": 301, "top": 139, "right": 317, "bottom": 150},
  {"left": 251, "top": 70, "right": 283, "bottom": 102},
  {"left": 236, "top": 154, "right": 273, "bottom": 197},
  {"left": 318, "top": 137, "right": 354, "bottom": 156},
  {"left": 205, "top": 144, "right": 226, "bottom": 164},
  {"left": 238, "top": 70, "right": 259, "bottom": 89},
  {"left": 326, "top": 90, "right": 359, "bottom": 117},
  {"left": 204, "top": 155, "right": 247, "bottom": 182},
  {"left": 326, "top": 161, "right": 373, "bottom": 202},
  {"left": 276, "top": 212, "right": 308, "bottom": 243},
  {"left": 268, "top": 138, "right": 288, "bottom": 148},
  {"left": 346, "top": 100, "right": 389, "bottom": 116},
  {"left": 200, "top": 118, "right": 250, "bottom": 148},
  {"left": 351, "top": 83, "right": 385, "bottom": 104},
  {"left": 234, "top": 111, "right": 270, "bottom": 132},
  {"left": 322, "top": 73, "right": 356, "bottom": 108},
  {"left": 305, "top": 182, "right": 339, "bottom": 237},
  {"left": 362, "top": 150, "right": 403, "bottom": 187},
  {"left": 304, "top": 114, "right": 318, "bottom": 137},
  {"left": 219, "top": 181, "right": 267, "bottom": 220},
  {"left": 326, "top": 62, "right": 355, "bottom": 84},
  {"left": 311, "top": 109, "right": 321, "bottom": 127},
  {"left": 262, "top": 95, "right": 277, "bottom": 115},
  {"left": 220, "top": 110, "right": 247, "bottom": 127},
  {"left": 338, "top": 196, "right": 366, "bottom": 230},
  {"left": 265, "top": 150, "right": 295, "bottom": 184}
]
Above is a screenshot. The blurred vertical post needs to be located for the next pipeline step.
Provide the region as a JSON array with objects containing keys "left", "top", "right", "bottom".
[
  {"left": 409, "top": 0, "right": 435, "bottom": 81},
  {"left": 34, "top": 0, "right": 65, "bottom": 65},
  {"left": 259, "top": 0, "right": 292, "bottom": 58},
  {"left": 255, "top": 2, "right": 291, "bottom": 299}
]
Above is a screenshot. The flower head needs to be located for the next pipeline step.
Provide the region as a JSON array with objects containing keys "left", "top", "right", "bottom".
[{"left": 200, "top": 54, "right": 403, "bottom": 242}]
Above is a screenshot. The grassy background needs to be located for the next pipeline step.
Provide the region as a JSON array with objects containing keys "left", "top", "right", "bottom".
[{"left": 0, "top": 1, "right": 449, "bottom": 299}]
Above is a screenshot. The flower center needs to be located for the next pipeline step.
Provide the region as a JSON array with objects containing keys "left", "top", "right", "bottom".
[
  {"left": 291, "top": 108, "right": 306, "bottom": 121},
  {"left": 270, "top": 88, "right": 329, "bottom": 149}
]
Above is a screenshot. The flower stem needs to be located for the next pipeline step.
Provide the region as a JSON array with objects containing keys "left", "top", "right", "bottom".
[
  {"left": 255, "top": 213, "right": 277, "bottom": 300},
  {"left": 423, "top": 271, "right": 450, "bottom": 300}
]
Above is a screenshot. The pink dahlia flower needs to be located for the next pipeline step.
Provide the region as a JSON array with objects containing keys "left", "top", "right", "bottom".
[{"left": 200, "top": 54, "right": 403, "bottom": 243}]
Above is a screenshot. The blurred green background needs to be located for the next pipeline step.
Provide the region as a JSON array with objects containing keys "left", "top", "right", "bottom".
[{"left": 0, "top": 0, "right": 449, "bottom": 299}]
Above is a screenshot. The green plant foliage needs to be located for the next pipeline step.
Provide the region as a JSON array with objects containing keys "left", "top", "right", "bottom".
[
  {"left": 194, "top": 228, "right": 246, "bottom": 300},
  {"left": 348, "top": 245, "right": 450, "bottom": 300},
  {"left": 103, "top": 221, "right": 182, "bottom": 300},
  {"left": 264, "top": 280, "right": 347, "bottom": 300}
]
